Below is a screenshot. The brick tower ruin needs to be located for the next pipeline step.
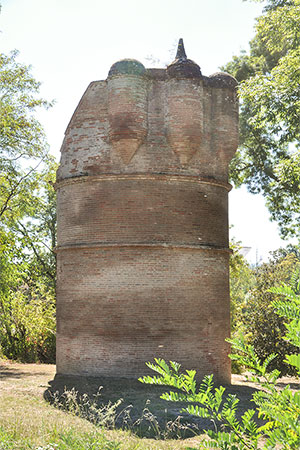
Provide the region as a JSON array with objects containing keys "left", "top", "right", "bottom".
[{"left": 56, "top": 40, "right": 239, "bottom": 383}]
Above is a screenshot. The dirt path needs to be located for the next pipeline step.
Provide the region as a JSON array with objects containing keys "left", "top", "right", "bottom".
[{"left": 0, "top": 359, "right": 55, "bottom": 397}]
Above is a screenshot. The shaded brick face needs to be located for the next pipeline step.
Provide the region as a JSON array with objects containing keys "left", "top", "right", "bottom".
[
  {"left": 57, "top": 178, "right": 229, "bottom": 248},
  {"left": 56, "top": 56, "right": 238, "bottom": 384}
]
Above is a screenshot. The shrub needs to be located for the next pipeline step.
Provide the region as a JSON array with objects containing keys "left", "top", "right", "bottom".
[
  {"left": 240, "top": 252, "right": 300, "bottom": 376},
  {"left": 0, "top": 283, "right": 56, "bottom": 363}
]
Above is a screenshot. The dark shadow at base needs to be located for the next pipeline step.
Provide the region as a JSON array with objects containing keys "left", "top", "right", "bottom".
[{"left": 44, "top": 374, "right": 263, "bottom": 439}]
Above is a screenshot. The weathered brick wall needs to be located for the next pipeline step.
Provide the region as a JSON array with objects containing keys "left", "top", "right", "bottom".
[
  {"left": 56, "top": 247, "right": 230, "bottom": 380},
  {"left": 56, "top": 42, "right": 238, "bottom": 383}
]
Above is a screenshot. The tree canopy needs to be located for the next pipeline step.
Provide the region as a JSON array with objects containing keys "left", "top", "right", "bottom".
[
  {"left": 223, "top": 0, "right": 300, "bottom": 238},
  {"left": 0, "top": 50, "right": 56, "bottom": 362},
  {"left": 0, "top": 50, "right": 53, "bottom": 224}
]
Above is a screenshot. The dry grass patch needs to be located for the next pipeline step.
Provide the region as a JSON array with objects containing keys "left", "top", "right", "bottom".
[{"left": 0, "top": 360, "right": 204, "bottom": 449}]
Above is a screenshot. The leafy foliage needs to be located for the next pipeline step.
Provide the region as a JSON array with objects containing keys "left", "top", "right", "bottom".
[
  {"left": 140, "top": 272, "right": 300, "bottom": 449},
  {"left": 229, "top": 244, "right": 300, "bottom": 375},
  {"left": 0, "top": 284, "right": 56, "bottom": 362},
  {"left": 141, "top": 359, "right": 261, "bottom": 449},
  {"left": 238, "top": 250, "right": 300, "bottom": 375},
  {"left": 0, "top": 160, "right": 57, "bottom": 362},
  {"left": 0, "top": 50, "right": 56, "bottom": 362},
  {"left": 229, "top": 239, "right": 255, "bottom": 335},
  {"left": 0, "top": 50, "right": 52, "bottom": 224},
  {"left": 223, "top": 0, "right": 300, "bottom": 237}
]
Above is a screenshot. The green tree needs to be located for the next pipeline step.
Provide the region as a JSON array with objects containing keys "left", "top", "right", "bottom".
[
  {"left": 0, "top": 50, "right": 52, "bottom": 225},
  {"left": 223, "top": 0, "right": 300, "bottom": 237},
  {"left": 240, "top": 248, "right": 300, "bottom": 375},
  {"left": 230, "top": 238, "right": 255, "bottom": 336},
  {"left": 0, "top": 50, "right": 56, "bottom": 362},
  {"left": 229, "top": 239, "right": 256, "bottom": 373},
  {"left": 12, "top": 159, "right": 57, "bottom": 292}
]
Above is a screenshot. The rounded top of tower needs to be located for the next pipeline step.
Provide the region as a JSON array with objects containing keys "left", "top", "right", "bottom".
[
  {"left": 209, "top": 72, "right": 238, "bottom": 89},
  {"left": 108, "top": 59, "right": 146, "bottom": 77},
  {"left": 167, "top": 39, "right": 202, "bottom": 79}
]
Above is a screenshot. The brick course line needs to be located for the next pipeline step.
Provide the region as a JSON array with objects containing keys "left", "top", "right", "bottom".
[
  {"left": 55, "top": 173, "right": 232, "bottom": 192},
  {"left": 55, "top": 242, "right": 232, "bottom": 253}
]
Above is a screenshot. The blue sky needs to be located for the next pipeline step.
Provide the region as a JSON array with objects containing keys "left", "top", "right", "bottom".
[{"left": 1, "top": 0, "right": 295, "bottom": 262}]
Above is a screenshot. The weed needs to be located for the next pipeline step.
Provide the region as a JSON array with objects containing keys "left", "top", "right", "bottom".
[{"left": 50, "top": 387, "right": 122, "bottom": 429}]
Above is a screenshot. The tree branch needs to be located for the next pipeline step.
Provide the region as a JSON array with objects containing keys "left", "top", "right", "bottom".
[{"left": 0, "top": 158, "right": 43, "bottom": 219}]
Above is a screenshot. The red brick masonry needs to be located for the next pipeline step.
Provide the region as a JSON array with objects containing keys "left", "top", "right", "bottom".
[{"left": 56, "top": 53, "right": 238, "bottom": 383}]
